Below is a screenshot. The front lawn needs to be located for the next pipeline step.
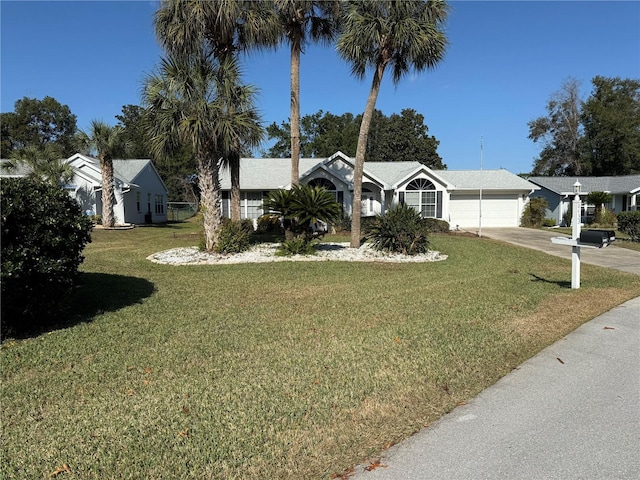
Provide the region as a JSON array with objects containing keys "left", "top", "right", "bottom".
[{"left": 3, "top": 220, "right": 640, "bottom": 479}]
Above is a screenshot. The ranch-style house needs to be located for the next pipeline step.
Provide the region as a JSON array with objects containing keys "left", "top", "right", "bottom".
[{"left": 220, "top": 151, "right": 539, "bottom": 229}]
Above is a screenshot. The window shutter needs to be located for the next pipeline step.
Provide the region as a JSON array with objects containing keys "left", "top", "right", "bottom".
[
  {"left": 436, "top": 191, "right": 443, "bottom": 218},
  {"left": 399, "top": 192, "right": 405, "bottom": 205}
]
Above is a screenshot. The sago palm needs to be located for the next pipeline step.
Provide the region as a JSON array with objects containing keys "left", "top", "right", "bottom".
[
  {"left": 337, "top": 0, "right": 449, "bottom": 247},
  {"left": 274, "top": 0, "right": 341, "bottom": 185}
]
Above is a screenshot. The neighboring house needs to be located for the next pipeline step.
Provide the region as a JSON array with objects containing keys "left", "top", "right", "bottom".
[
  {"left": 220, "top": 151, "right": 539, "bottom": 229},
  {"left": 528, "top": 175, "right": 640, "bottom": 226},
  {"left": 1, "top": 153, "right": 169, "bottom": 225}
]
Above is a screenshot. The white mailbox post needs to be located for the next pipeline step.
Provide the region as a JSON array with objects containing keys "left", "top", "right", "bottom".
[
  {"left": 550, "top": 180, "right": 614, "bottom": 289},
  {"left": 570, "top": 181, "right": 582, "bottom": 288}
]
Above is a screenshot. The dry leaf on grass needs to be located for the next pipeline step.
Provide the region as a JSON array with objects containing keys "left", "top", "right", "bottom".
[
  {"left": 50, "top": 463, "right": 71, "bottom": 477},
  {"left": 365, "top": 460, "right": 387, "bottom": 471}
]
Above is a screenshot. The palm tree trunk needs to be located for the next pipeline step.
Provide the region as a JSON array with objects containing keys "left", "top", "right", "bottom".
[
  {"left": 101, "top": 158, "right": 116, "bottom": 228},
  {"left": 290, "top": 39, "right": 301, "bottom": 186},
  {"left": 198, "top": 156, "right": 222, "bottom": 251},
  {"left": 350, "top": 63, "right": 386, "bottom": 248},
  {"left": 230, "top": 152, "right": 242, "bottom": 221}
]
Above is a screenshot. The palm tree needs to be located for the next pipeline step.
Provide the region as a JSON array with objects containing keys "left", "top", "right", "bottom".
[
  {"left": 586, "top": 191, "right": 613, "bottom": 224},
  {"left": 337, "top": 0, "right": 449, "bottom": 247},
  {"left": 78, "top": 121, "right": 128, "bottom": 228},
  {"left": 144, "top": 53, "right": 236, "bottom": 251},
  {"left": 154, "top": 0, "right": 279, "bottom": 221},
  {"left": 211, "top": 56, "right": 265, "bottom": 221},
  {"left": 274, "top": 0, "right": 341, "bottom": 186},
  {"left": 3, "top": 144, "right": 74, "bottom": 186}
]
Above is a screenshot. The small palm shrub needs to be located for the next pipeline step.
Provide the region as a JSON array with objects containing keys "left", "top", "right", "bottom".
[
  {"left": 521, "top": 197, "right": 548, "bottom": 228},
  {"left": 366, "top": 203, "right": 430, "bottom": 255},
  {"left": 214, "top": 220, "right": 252, "bottom": 254},
  {"left": 542, "top": 218, "right": 557, "bottom": 227},
  {"left": 276, "top": 238, "right": 319, "bottom": 256},
  {"left": 264, "top": 185, "right": 342, "bottom": 253},
  {"left": 617, "top": 211, "right": 640, "bottom": 241}
]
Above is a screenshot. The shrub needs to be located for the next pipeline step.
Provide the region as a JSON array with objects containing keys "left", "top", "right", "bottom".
[
  {"left": 591, "top": 208, "right": 616, "bottom": 228},
  {"left": 214, "top": 220, "right": 252, "bottom": 254},
  {"left": 617, "top": 211, "right": 640, "bottom": 242},
  {"left": 586, "top": 191, "right": 612, "bottom": 224},
  {"left": 562, "top": 207, "right": 573, "bottom": 228},
  {"left": 256, "top": 214, "right": 284, "bottom": 235},
  {"left": 423, "top": 217, "right": 450, "bottom": 233},
  {"left": 366, "top": 203, "right": 430, "bottom": 255},
  {"left": 542, "top": 217, "right": 557, "bottom": 227},
  {"left": 276, "top": 238, "right": 319, "bottom": 256},
  {"left": 1, "top": 178, "right": 93, "bottom": 336},
  {"left": 333, "top": 212, "right": 352, "bottom": 233},
  {"left": 521, "top": 197, "right": 548, "bottom": 228}
]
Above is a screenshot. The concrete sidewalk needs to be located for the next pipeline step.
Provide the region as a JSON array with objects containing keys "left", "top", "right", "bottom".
[
  {"left": 353, "top": 297, "right": 640, "bottom": 480},
  {"left": 352, "top": 229, "right": 640, "bottom": 479}
]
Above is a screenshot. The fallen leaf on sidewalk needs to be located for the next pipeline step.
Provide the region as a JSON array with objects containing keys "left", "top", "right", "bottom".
[{"left": 556, "top": 357, "right": 565, "bottom": 364}]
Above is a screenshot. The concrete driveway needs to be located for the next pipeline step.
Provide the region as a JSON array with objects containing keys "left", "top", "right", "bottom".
[{"left": 480, "top": 228, "right": 640, "bottom": 276}]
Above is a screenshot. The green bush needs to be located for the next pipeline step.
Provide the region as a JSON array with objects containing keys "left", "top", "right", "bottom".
[
  {"left": 562, "top": 208, "right": 573, "bottom": 228},
  {"left": 617, "top": 211, "right": 640, "bottom": 242},
  {"left": 521, "top": 197, "right": 548, "bottom": 228},
  {"left": 365, "top": 203, "right": 430, "bottom": 255},
  {"left": 214, "top": 220, "right": 252, "bottom": 254},
  {"left": 256, "top": 214, "right": 284, "bottom": 234},
  {"left": 276, "top": 238, "right": 319, "bottom": 256},
  {"left": 542, "top": 217, "right": 557, "bottom": 227},
  {"left": 591, "top": 208, "right": 616, "bottom": 228},
  {"left": 333, "top": 212, "right": 352, "bottom": 233},
  {"left": 423, "top": 217, "right": 450, "bottom": 233},
  {"left": 1, "top": 178, "right": 93, "bottom": 336}
]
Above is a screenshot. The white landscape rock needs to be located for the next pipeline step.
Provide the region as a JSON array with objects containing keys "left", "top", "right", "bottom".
[{"left": 147, "top": 242, "right": 447, "bottom": 266}]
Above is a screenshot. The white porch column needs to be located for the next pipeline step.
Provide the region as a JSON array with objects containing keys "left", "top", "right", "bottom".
[{"left": 631, "top": 194, "right": 637, "bottom": 211}]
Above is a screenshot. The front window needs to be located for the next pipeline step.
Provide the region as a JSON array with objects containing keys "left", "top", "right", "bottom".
[
  {"left": 405, "top": 178, "right": 437, "bottom": 218},
  {"left": 155, "top": 195, "right": 164, "bottom": 214},
  {"left": 244, "top": 192, "right": 263, "bottom": 219}
]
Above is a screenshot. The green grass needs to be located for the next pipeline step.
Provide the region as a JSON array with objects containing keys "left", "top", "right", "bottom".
[{"left": 3, "top": 220, "right": 640, "bottom": 479}]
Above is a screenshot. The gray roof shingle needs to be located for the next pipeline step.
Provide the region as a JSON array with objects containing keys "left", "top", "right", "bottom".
[{"left": 528, "top": 175, "right": 640, "bottom": 194}]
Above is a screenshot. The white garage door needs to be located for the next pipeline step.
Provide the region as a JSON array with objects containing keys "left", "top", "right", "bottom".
[{"left": 449, "top": 193, "right": 520, "bottom": 228}]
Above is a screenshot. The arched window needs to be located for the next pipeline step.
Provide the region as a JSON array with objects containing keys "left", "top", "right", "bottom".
[
  {"left": 308, "top": 178, "right": 336, "bottom": 190},
  {"left": 307, "top": 178, "right": 343, "bottom": 212},
  {"left": 404, "top": 178, "right": 438, "bottom": 218}
]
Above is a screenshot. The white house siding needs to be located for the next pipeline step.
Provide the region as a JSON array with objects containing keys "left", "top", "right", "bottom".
[{"left": 449, "top": 193, "right": 521, "bottom": 228}]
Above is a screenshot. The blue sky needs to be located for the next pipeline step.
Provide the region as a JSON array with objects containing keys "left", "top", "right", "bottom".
[{"left": 1, "top": 1, "right": 639, "bottom": 173}]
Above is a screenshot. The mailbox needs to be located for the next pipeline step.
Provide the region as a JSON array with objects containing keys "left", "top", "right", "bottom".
[{"left": 579, "top": 229, "right": 615, "bottom": 248}]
